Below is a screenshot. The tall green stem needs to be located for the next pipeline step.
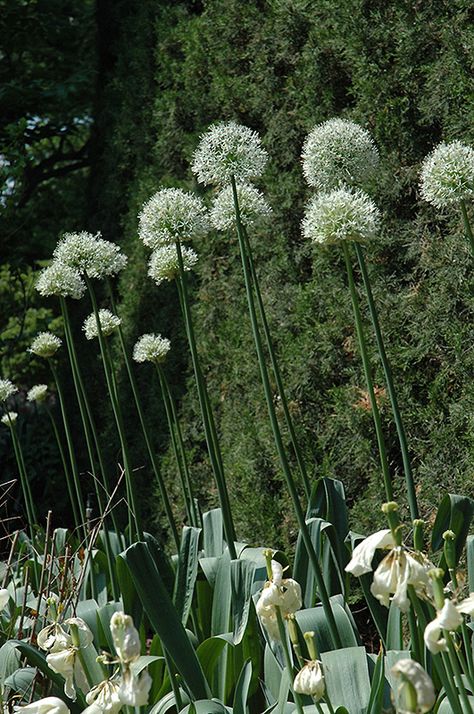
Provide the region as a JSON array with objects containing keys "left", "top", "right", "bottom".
[
  {"left": 461, "top": 200, "right": 474, "bottom": 257},
  {"left": 175, "top": 243, "right": 237, "bottom": 559},
  {"left": 446, "top": 631, "right": 474, "bottom": 714},
  {"left": 45, "top": 406, "right": 80, "bottom": 530},
  {"left": 242, "top": 226, "right": 311, "bottom": 500},
  {"left": 275, "top": 607, "right": 304, "bottom": 714},
  {"left": 231, "top": 177, "right": 342, "bottom": 648},
  {"left": 6, "top": 415, "right": 35, "bottom": 537},
  {"left": 106, "top": 283, "right": 180, "bottom": 548},
  {"left": 354, "top": 245, "right": 418, "bottom": 519},
  {"left": 342, "top": 242, "right": 393, "bottom": 503},
  {"left": 84, "top": 276, "right": 142, "bottom": 541}
]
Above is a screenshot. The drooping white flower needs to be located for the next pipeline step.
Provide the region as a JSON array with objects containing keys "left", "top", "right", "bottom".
[
  {"left": 293, "top": 660, "right": 325, "bottom": 699},
  {"left": 35, "top": 262, "right": 86, "bottom": 300},
  {"left": 147, "top": 244, "right": 198, "bottom": 286},
  {"left": 85, "top": 679, "right": 122, "bottom": 714},
  {"left": 302, "top": 187, "right": 380, "bottom": 245},
  {"left": 37, "top": 623, "right": 72, "bottom": 653},
  {"left": 0, "top": 588, "right": 9, "bottom": 610},
  {"left": 370, "top": 548, "right": 432, "bottom": 613},
  {"left": 420, "top": 141, "right": 474, "bottom": 208},
  {"left": 53, "top": 232, "right": 127, "bottom": 279},
  {"left": 27, "top": 384, "right": 48, "bottom": 403},
  {"left": 138, "top": 189, "right": 208, "bottom": 249},
  {"left": 391, "top": 659, "right": 435, "bottom": 714},
  {"left": 110, "top": 612, "right": 140, "bottom": 664},
  {"left": 83, "top": 310, "right": 121, "bottom": 340},
  {"left": 256, "top": 560, "right": 302, "bottom": 640},
  {"left": 46, "top": 648, "right": 79, "bottom": 700},
  {"left": 1, "top": 411, "right": 17, "bottom": 427},
  {"left": 210, "top": 183, "right": 272, "bottom": 231},
  {"left": 345, "top": 529, "right": 395, "bottom": 577},
  {"left": 29, "top": 332, "right": 62, "bottom": 358},
  {"left": 302, "top": 118, "right": 379, "bottom": 192},
  {"left": 192, "top": 121, "right": 268, "bottom": 186},
  {"left": 423, "top": 595, "right": 474, "bottom": 654},
  {"left": 118, "top": 670, "right": 152, "bottom": 707},
  {"left": 132, "top": 334, "right": 171, "bottom": 365},
  {"left": 64, "top": 617, "right": 94, "bottom": 648},
  {"left": 15, "top": 696, "right": 70, "bottom": 714},
  {"left": 0, "top": 379, "right": 17, "bottom": 402}
]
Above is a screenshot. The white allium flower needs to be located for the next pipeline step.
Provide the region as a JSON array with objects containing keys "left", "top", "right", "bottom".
[
  {"left": 118, "top": 670, "right": 152, "bottom": 707},
  {"left": 1, "top": 411, "right": 17, "bottom": 427},
  {"left": 147, "top": 245, "right": 198, "bottom": 286},
  {"left": 302, "top": 118, "right": 379, "bottom": 191},
  {"left": 420, "top": 141, "right": 474, "bottom": 208},
  {"left": 27, "top": 384, "right": 48, "bottom": 403},
  {"left": 423, "top": 594, "right": 474, "bottom": 654},
  {"left": 0, "top": 379, "right": 17, "bottom": 402},
  {"left": 15, "top": 697, "right": 70, "bottom": 714},
  {"left": 29, "top": 332, "right": 62, "bottom": 358},
  {"left": 302, "top": 187, "right": 380, "bottom": 245},
  {"left": 256, "top": 560, "right": 302, "bottom": 641},
  {"left": 391, "top": 660, "right": 435, "bottom": 714},
  {"left": 46, "top": 648, "right": 80, "bottom": 700},
  {"left": 37, "top": 623, "right": 72, "bottom": 653},
  {"left": 345, "top": 529, "right": 395, "bottom": 577},
  {"left": 53, "top": 232, "right": 128, "bottom": 279},
  {"left": 138, "top": 188, "right": 208, "bottom": 249},
  {"left": 210, "top": 183, "right": 272, "bottom": 230},
  {"left": 110, "top": 611, "right": 140, "bottom": 664},
  {"left": 192, "top": 121, "right": 268, "bottom": 185},
  {"left": 35, "top": 262, "right": 86, "bottom": 300},
  {"left": 83, "top": 310, "right": 121, "bottom": 340},
  {"left": 133, "top": 334, "right": 171, "bottom": 364},
  {"left": 293, "top": 660, "right": 325, "bottom": 699},
  {"left": 85, "top": 680, "right": 122, "bottom": 714},
  {"left": 0, "top": 588, "right": 9, "bottom": 610}
]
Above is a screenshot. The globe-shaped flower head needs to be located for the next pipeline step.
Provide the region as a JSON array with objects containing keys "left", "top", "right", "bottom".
[
  {"left": 36, "top": 263, "right": 86, "bottom": 300},
  {"left": 192, "top": 121, "right": 268, "bottom": 186},
  {"left": 420, "top": 141, "right": 474, "bottom": 208},
  {"left": 138, "top": 189, "right": 208, "bottom": 250},
  {"left": 302, "top": 187, "right": 380, "bottom": 245},
  {"left": 27, "top": 384, "right": 48, "bottom": 403},
  {"left": 0, "top": 379, "right": 17, "bottom": 402},
  {"left": 83, "top": 310, "right": 121, "bottom": 340},
  {"left": 133, "top": 334, "right": 171, "bottom": 365},
  {"left": 147, "top": 245, "right": 198, "bottom": 286},
  {"left": 29, "top": 333, "right": 62, "bottom": 359},
  {"left": 53, "top": 232, "right": 128, "bottom": 279},
  {"left": 302, "top": 118, "right": 379, "bottom": 192},
  {"left": 1, "top": 411, "right": 18, "bottom": 427},
  {"left": 210, "top": 183, "right": 272, "bottom": 231}
]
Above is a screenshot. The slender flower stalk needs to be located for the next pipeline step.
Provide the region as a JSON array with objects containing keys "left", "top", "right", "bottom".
[
  {"left": 175, "top": 241, "right": 237, "bottom": 558},
  {"left": 342, "top": 242, "right": 393, "bottom": 502},
  {"left": 2, "top": 411, "right": 36, "bottom": 535},
  {"left": 107, "top": 283, "right": 180, "bottom": 547},
  {"left": 461, "top": 200, "right": 474, "bottom": 257},
  {"left": 231, "top": 177, "right": 342, "bottom": 648},
  {"left": 354, "top": 244, "right": 418, "bottom": 519},
  {"left": 276, "top": 607, "right": 304, "bottom": 714}
]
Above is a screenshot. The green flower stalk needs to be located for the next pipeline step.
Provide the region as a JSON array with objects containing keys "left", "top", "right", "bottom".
[{"left": 1, "top": 408, "right": 36, "bottom": 534}]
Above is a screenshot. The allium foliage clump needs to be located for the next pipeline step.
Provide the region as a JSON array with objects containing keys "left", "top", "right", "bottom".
[
  {"left": 192, "top": 121, "right": 268, "bottom": 186},
  {"left": 83, "top": 310, "right": 121, "bottom": 340},
  {"left": 420, "top": 140, "right": 474, "bottom": 208},
  {"left": 53, "top": 232, "right": 128, "bottom": 279},
  {"left": 147, "top": 245, "right": 198, "bottom": 286},
  {"left": 210, "top": 183, "right": 272, "bottom": 230},
  {"left": 302, "top": 187, "right": 380, "bottom": 244},
  {"left": 29, "top": 332, "right": 62, "bottom": 358},
  {"left": 302, "top": 118, "right": 379, "bottom": 191},
  {"left": 27, "top": 384, "right": 48, "bottom": 403},
  {"left": 133, "top": 334, "right": 170, "bottom": 364},
  {"left": 138, "top": 189, "right": 208, "bottom": 249},
  {"left": 0, "top": 378, "right": 17, "bottom": 402},
  {"left": 35, "top": 262, "right": 86, "bottom": 300}
]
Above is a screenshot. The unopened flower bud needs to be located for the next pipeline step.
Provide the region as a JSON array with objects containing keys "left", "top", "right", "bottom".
[{"left": 110, "top": 611, "right": 140, "bottom": 663}]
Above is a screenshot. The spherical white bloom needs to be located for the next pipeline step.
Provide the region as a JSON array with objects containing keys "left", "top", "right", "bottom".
[
  {"left": 0, "top": 379, "right": 17, "bottom": 402},
  {"left": 293, "top": 660, "right": 325, "bottom": 699},
  {"left": 420, "top": 141, "right": 474, "bottom": 208},
  {"left": 147, "top": 245, "right": 198, "bottom": 286},
  {"left": 391, "top": 660, "right": 435, "bottom": 714},
  {"left": 138, "top": 188, "right": 208, "bottom": 250},
  {"left": 53, "top": 232, "right": 127, "bottom": 279},
  {"left": 27, "top": 384, "right": 48, "bottom": 403},
  {"left": 110, "top": 611, "right": 140, "bottom": 664},
  {"left": 302, "top": 118, "right": 379, "bottom": 191},
  {"left": 29, "top": 332, "right": 62, "bottom": 358},
  {"left": 210, "top": 183, "right": 272, "bottom": 230},
  {"left": 118, "top": 670, "right": 152, "bottom": 707},
  {"left": 0, "top": 588, "right": 9, "bottom": 610},
  {"left": 370, "top": 548, "right": 432, "bottom": 613},
  {"left": 83, "top": 310, "right": 121, "bottom": 340},
  {"left": 192, "top": 121, "right": 268, "bottom": 185},
  {"left": 38, "top": 623, "right": 72, "bottom": 653},
  {"left": 256, "top": 560, "right": 302, "bottom": 641},
  {"left": 302, "top": 187, "right": 380, "bottom": 245},
  {"left": 35, "top": 262, "right": 86, "bottom": 300},
  {"left": 15, "top": 697, "right": 70, "bottom": 714},
  {"left": 1, "top": 411, "right": 17, "bottom": 427},
  {"left": 133, "top": 334, "right": 170, "bottom": 365},
  {"left": 345, "top": 529, "right": 395, "bottom": 577},
  {"left": 85, "top": 680, "right": 122, "bottom": 714}
]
